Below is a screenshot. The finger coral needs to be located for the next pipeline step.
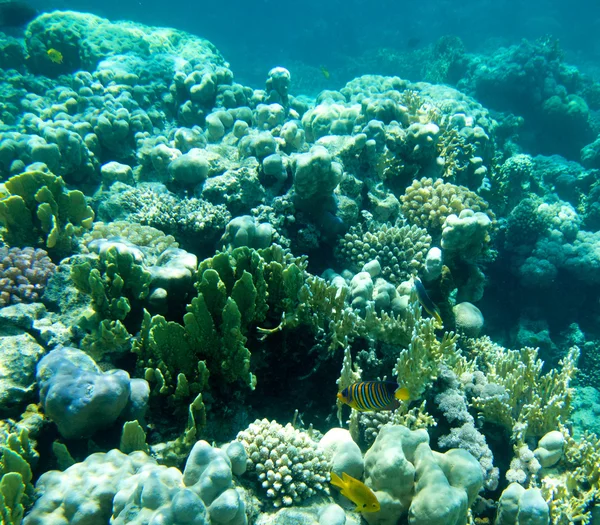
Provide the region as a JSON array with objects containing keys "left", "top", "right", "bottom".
[
  {"left": 0, "top": 247, "right": 55, "bottom": 307},
  {"left": 337, "top": 221, "right": 431, "bottom": 284},
  {"left": 236, "top": 418, "right": 330, "bottom": 508},
  {"left": 401, "top": 177, "right": 494, "bottom": 238}
]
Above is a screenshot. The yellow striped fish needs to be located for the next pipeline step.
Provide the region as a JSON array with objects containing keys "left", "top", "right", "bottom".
[{"left": 337, "top": 381, "right": 410, "bottom": 412}]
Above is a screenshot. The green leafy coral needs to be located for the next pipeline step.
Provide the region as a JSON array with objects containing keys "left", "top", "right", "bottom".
[
  {"left": 133, "top": 245, "right": 351, "bottom": 421},
  {"left": 0, "top": 168, "right": 94, "bottom": 255},
  {"left": 0, "top": 427, "right": 38, "bottom": 525},
  {"left": 71, "top": 245, "right": 151, "bottom": 360}
]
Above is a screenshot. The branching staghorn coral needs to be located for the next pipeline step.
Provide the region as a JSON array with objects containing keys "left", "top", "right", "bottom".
[
  {"left": 541, "top": 427, "right": 600, "bottom": 525},
  {"left": 462, "top": 337, "right": 579, "bottom": 444}
]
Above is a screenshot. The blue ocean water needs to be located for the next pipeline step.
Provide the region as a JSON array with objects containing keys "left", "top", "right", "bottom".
[{"left": 32, "top": 0, "right": 600, "bottom": 86}]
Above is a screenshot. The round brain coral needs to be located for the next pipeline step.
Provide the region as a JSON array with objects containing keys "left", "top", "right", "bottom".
[
  {"left": 401, "top": 177, "right": 494, "bottom": 237},
  {"left": 236, "top": 418, "right": 330, "bottom": 508},
  {"left": 337, "top": 221, "right": 431, "bottom": 284}
]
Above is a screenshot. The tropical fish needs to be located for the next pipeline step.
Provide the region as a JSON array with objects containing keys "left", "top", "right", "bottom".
[
  {"left": 330, "top": 471, "right": 380, "bottom": 513},
  {"left": 47, "top": 48, "right": 63, "bottom": 64},
  {"left": 320, "top": 65, "right": 330, "bottom": 79},
  {"left": 337, "top": 381, "right": 409, "bottom": 412},
  {"left": 0, "top": 0, "right": 37, "bottom": 27},
  {"left": 413, "top": 276, "right": 442, "bottom": 325}
]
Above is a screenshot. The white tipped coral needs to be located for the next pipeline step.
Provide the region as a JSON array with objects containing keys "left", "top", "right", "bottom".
[{"left": 236, "top": 419, "right": 330, "bottom": 508}]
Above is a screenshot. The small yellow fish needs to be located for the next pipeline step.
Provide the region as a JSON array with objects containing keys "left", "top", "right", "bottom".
[
  {"left": 330, "top": 471, "right": 380, "bottom": 513},
  {"left": 337, "top": 381, "right": 410, "bottom": 412},
  {"left": 47, "top": 48, "right": 63, "bottom": 64},
  {"left": 320, "top": 65, "right": 330, "bottom": 79}
]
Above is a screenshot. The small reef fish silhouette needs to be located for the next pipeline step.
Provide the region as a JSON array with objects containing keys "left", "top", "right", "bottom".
[
  {"left": 413, "top": 276, "right": 442, "bottom": 326},
  {"left": 320, "top": 65, "right": 330, "bottom": 79},
  {"left": 330, "top": 471, "right": 380, "bottom": 513},
  {"left": 337, "top": 381, "right": 409, "bottom": 412},
  {"left": 47, "top": 48, "right": 63, "bottom": 64},
  {"left": 0, "top": 0, "right": 37, "bottom": 27}
]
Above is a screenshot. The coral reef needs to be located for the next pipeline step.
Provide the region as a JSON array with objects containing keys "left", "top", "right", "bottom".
[{"left": 0, "top": 9, "right": 597, "bottom": 525}]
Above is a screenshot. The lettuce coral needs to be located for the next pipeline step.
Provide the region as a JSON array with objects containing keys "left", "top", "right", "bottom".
[{"left": 0, "top": 167, "right": 94, "bottom": 255}]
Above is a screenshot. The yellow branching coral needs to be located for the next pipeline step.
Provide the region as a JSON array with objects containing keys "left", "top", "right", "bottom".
[
  {"left": 466, "top": 338, "right": 579, "bottom": 444},
  {"left": 395, "top": 315, "right": 459, "bottom": 400},
  {"left": 436, "top": 124, "right": 475, "bottom": 179},
  {"left": 541, "top": 427, "right": 599, "bottom": 525}
]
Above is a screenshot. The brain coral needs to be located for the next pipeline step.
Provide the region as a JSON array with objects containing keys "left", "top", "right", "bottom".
[
  {"left": 401, "top": 177, "right": 494, "bottom": 237},
  {"left": 0, "top": 246, "right": 55, "bottom": 306},
  {"left": 236, "top": 419, "right": 330, "bottom": 508},
  {"left": 337, "top": 221, "right": 431, "bottom": 284}
]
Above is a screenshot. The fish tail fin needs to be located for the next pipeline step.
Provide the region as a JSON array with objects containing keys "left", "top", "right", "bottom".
[
  {"left": 330, "top": 471, "right": 345, "bottom": 489},
  {"left": 395, "top": 387, "right": 410, "bottom": 401}
]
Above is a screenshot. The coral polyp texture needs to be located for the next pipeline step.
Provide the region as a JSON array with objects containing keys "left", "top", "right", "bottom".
[
  {"left": 0, "top": 247, "right": 55, "bottom": 306},
  {"left": 401, "top": 177, "right": 494, "bottom": 237},
  {"left": 0, "top": 6, "right": 598, "bottom": 525},
  {"left": 236, "top": 419, "right": 330, "bottom": 508},
  {"left": 336, "top": 221, "right": 431, "bottom": 284}
]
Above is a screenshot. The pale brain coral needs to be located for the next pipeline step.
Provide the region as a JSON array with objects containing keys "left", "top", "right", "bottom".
[
  {"left": 337, "top": 221, "right": 431, "bottom": 284},
  {"left": 0, "top": 246, "right": 55, "bottom": 306},
  {"left": 401, "top": 177, "right": 494, "bottom": 237},
  {"left": 236, "top": 419, "right": 330, "bottom": 508}
]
